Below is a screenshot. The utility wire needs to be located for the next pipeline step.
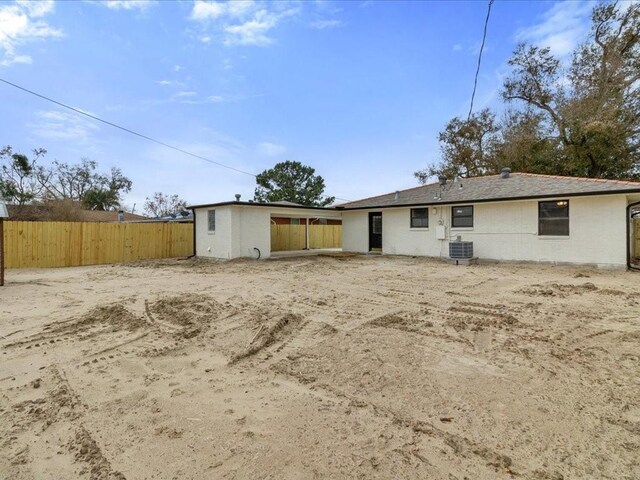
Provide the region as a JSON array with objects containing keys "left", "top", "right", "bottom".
[
  {"left": 467, "top": 0, "right": 494, "bottom": 121},
  {"left": 0, "top": 77, "right": 351, "bottom": 202},
  {"left": 0, "top": 77, "right": 256, "bottom": 177}
]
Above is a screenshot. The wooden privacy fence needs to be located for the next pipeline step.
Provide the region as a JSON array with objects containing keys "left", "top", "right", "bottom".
[
  {"left": 271, "top": 224, "right": 342, "bottom": 252},
  {"left": 3, "top": 221, "right": 194, "bottom": 268}
]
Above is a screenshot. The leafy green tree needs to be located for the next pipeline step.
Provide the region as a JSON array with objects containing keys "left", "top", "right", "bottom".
[
  {"left": 40, "top": 160, "right": 132, "bottom": 210},
  {"left": 0, "top": 146, "right": 47, "bottom": 204},
  {"left": 414, "top": 109, "right": 501, "bottom": 182},
  {"left": 417, "top": 2, "right": 639, "bottom": 182},
  {"left": 254, "top": 161, "right": 335, "bottom": 206},
  {"left": 502, "top": 2, "right": 639, "bottom": 179}
]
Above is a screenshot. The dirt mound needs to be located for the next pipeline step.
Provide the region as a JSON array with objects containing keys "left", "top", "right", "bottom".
[
  {"left": 519, "top": 282, "right": 599, "bottom": 298},
  {"left": 314, "top": 322, "right": 338, "bottom": 336},
  {"left": 229, "top": 313, "right": 303, "bottom": 364},
  {"left": 5, "top": 305, "right": 144, "bottom": 349},
  {"left": 80, "top": 304, "right": 146, "bottom": 332},
  {"left": 446, "top": 305, "right": 520, "bottom": 331},
  {"left": 68, "top": 426, "right": 126, "bottom": 480},
  {"left": 369, "top": 312, "right": 434, "bottom": 333},
  {"left": 149, "top": 295, "right": 224, "bottom": 324}
]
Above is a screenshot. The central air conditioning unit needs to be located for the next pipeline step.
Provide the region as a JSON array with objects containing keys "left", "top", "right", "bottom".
[{"left": 449, "top": 237, "right": 474, "bottom": 259}]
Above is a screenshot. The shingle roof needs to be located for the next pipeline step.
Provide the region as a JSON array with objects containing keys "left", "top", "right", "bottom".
[{"left": 337, "top": 173, "right": 640, "bottom": 210}]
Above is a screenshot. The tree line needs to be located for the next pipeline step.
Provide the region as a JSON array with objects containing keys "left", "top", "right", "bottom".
[
  {"left": 0, "top": 146, "right": 187, "bottom": 217},
  {"left": 415, "top": 2, "right": 639, "bottom": 183}
]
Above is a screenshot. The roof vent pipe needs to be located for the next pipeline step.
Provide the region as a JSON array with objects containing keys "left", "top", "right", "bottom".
[
  {"left": 438, "top": 175, "right": 447, "bottom": 186},
  {"left": 394, "top": 191, "right": 400, "bottom": 200},
  {"left": 234, "top": 194, "right": 241, "bottom": 201},
  {"left": 501, "top": 167, "right": 511, "bottom": 179}
]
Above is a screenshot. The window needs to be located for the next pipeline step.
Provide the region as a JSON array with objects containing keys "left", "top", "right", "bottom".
[
  {"left": 290, "top": 218, "right": 301, "bottom": 225},
  {"left": 371, "top": 215, "right": 382, "bottom": 234},
  {"left": 539, "top": 200, "right": 569, "bottom": 236},
  {"left": 452, "top": 206, "right": 473, "bottom": 228},
  {"left": 207, "top": 209, "right": 215, "bottom": 231},
  {"left": 410, "top": 208, "right": 429, "bottom": 228},
  {"left": 318, "top": 218, "right": 328, "bottom": 225}
]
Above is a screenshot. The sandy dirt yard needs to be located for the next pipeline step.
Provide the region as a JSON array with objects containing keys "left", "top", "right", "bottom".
[{"left": 1, "top": 254, "right": 639, "bottom": 480}]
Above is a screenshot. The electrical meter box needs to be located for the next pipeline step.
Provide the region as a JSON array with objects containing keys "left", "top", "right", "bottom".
[{"left": 436, "top": 225, "right": 447, "bottom": 240}]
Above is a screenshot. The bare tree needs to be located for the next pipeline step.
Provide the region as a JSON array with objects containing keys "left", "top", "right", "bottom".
[{"left": 144, "top": 192, "right": 188, "bottom": 217}]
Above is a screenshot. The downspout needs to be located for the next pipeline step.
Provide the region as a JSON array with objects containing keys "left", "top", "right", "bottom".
[
  {"left": 626, "top": 202, "right": 640, "bottom": 271},
  {"left": 305, "top": 218, "right": 309, "bottom": 250},
  {"left": 627, "top": 201, "right": 640, "bottom": 271},
  {"left": 188, "top": 207, "right": 196, "bottom": 259}
]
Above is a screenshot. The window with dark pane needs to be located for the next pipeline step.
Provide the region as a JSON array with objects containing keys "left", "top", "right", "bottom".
[
  {"left": 410, "top": 208, "right": 429, "bottom": 228},
  {"left": 539, "top": 201, "right": 569, "bottom": 236},
  {"left": 452, "top": 206, "right": 473, "bottom": 228},
  {"left": 372, "top": 215, "right": 382, "bottom": 234},
  {"left": 207, "top": 209, "right": 216, "bottom": 231}
]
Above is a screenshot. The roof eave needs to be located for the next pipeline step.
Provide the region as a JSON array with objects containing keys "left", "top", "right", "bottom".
[
  {"left": 188, "top": 201, "right": 338, "bottom": 211},
  {"left": 337, "top": 188, "right": 640, "bottom": 210}
]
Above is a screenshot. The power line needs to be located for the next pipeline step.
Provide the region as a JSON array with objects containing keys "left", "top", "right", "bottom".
[
  {"left": 0, "top": 77, "right": 257, "bottom": 177},
  {"left": 0, "top": 77, "right": 351, "bottom": 202},
  {"left": 467, "top": 0, "right": 494, "bottom": 121}
]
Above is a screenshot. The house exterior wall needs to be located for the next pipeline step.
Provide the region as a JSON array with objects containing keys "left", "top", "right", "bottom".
[
  {"left": 195, "top": 205, "right": 341, "bottom": 260},
  {"left": 341, "top": 194, "right": 629, "bottom": 267},
  {"left": 195, "top": 205, "right": 234, "bottom": 259},
  {"left": 342, "top": 210, "right": 371, "bottom": 253}
]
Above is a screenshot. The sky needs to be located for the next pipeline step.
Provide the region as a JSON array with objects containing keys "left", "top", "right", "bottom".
[{"left": 0, "top": 0, "right": 601, "bottom": 211}]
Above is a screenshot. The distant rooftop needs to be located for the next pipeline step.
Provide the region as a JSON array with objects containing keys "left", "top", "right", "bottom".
[{"left": 7, "top": 203, "right": 148, "bottom": 222}]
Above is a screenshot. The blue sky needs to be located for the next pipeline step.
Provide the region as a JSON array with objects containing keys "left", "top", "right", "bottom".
[{"left": 0, "top": 0, "right": 598, "bottom": 210}]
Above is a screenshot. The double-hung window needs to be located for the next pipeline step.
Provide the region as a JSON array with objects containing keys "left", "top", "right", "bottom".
[
  {"left": 539, "top": 201, "right": 569, "bottom": 236},
  {"left": 452, "top": 206, "right": 473, "bottom": 228},
  {"left": 410, "top": 208, "right": 429, "bottom": 228}
]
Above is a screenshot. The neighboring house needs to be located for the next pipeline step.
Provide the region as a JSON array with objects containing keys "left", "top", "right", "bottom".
[
  {"left": 7, "top": 204, "right": 148, "bottom": 222},
  {"left": 190, "top": 170, "right": 640, "bottom": 268}
]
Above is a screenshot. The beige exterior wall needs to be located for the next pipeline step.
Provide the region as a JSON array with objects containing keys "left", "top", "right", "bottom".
[{"left": 341, "top": 194, "right": 630, "bottom": 268}]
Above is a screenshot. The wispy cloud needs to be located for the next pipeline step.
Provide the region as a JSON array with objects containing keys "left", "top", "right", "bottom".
[
  {"left": 191, "top": 0, "right": 256, "bottom": 21},
  {"left": 516, "top": 1, "right": 595, "bottom": 57},
  {"left": 256, "top": 141, "right": 286, "bottom": 157},
  {"left": 29, "top": 110, "right": 99, "bottom": 141},
  {"left": 452, "top": 43, "right": 462, "bottom": 52},
  {"left": 310, "top": 19, "right": 343, "bottom": 30},
  {"left": 189, "top": 1, "right": 300, "bottom": 47},
  {"left": 0, "top": 0, "right": 62, "bottom": 66},
  {"left": 100, "top": 1, "right": 157, "bottom": 11}
]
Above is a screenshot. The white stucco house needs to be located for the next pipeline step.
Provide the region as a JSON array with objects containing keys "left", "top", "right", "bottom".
[
  {"left": 188, "top": 200, "right": 342, "bottom": 260},
  {"left": 189, "top": 170, "right": 640, "bottom": 269}
]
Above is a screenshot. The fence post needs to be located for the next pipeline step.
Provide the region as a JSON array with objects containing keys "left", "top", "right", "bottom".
[{"left": 0, "top": 218, "right": 4, "bottom": 286}]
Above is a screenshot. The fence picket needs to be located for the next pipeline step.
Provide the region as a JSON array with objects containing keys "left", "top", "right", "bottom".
[{"left": 2, "top": 221, "right": 194, "bottom": 268}]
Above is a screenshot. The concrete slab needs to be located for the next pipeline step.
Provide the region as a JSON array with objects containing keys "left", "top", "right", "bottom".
[{"left": 446, "top": 257, "right": 479, "bottom": 266}]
